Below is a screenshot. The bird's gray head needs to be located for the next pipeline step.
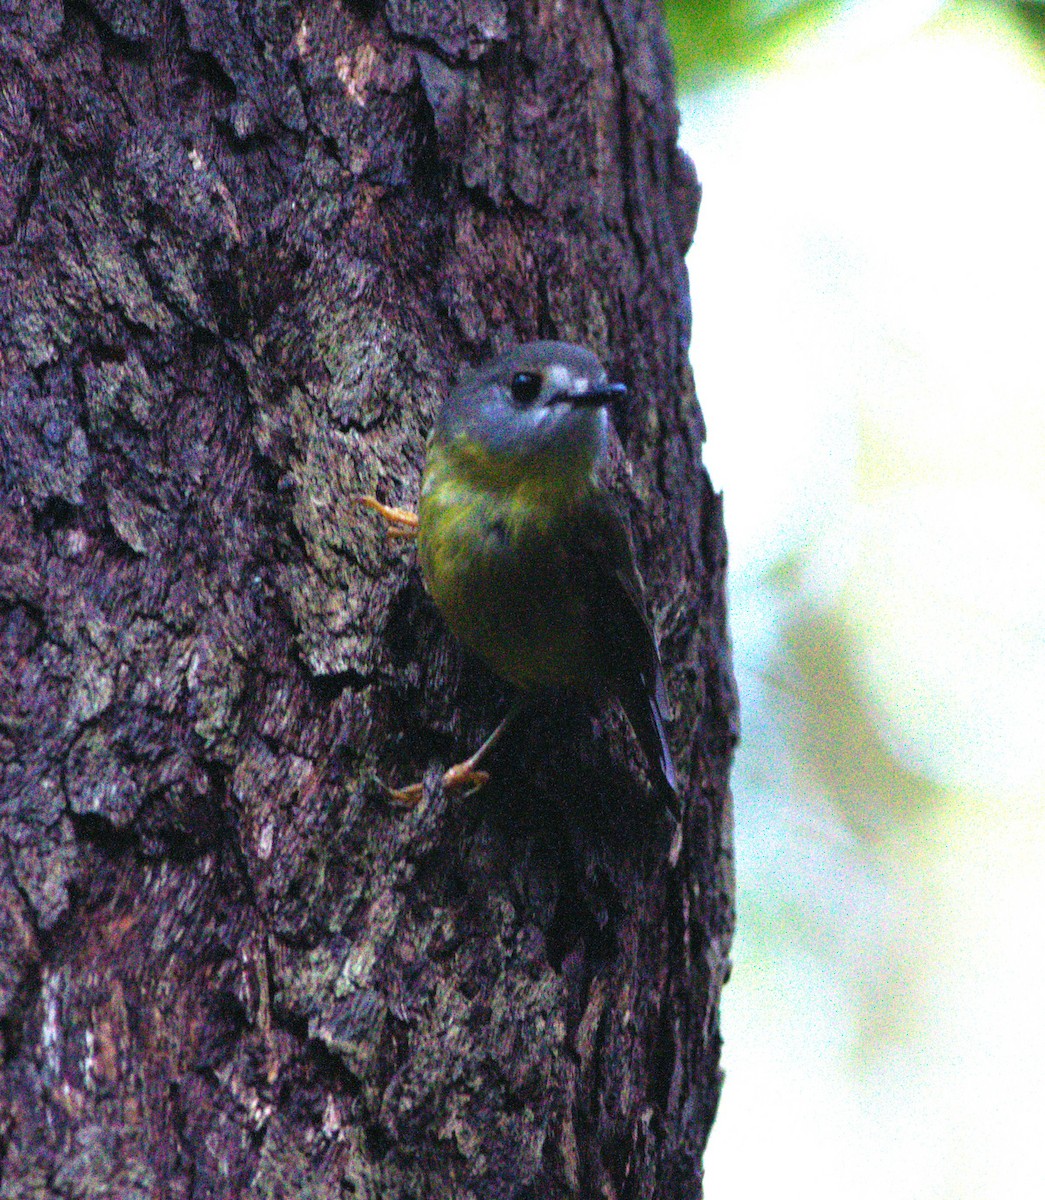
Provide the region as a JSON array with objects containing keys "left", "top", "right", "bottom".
[{"left": 434, "top": 342, "right": 624, "bottom": 480}]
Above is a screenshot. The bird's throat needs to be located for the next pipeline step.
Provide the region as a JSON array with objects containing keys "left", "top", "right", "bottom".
[{"left": 425, "top": 434, "right": 594, "bottom": 516}]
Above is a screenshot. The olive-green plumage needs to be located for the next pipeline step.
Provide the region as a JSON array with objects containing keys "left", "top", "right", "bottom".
[{"left": 416, "top": 341, "right": 677, "bottom": 805}]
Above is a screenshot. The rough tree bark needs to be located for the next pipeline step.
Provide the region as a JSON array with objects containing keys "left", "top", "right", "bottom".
[{"left": 0, "top": 1, "right": 735, "bottom": 1196}]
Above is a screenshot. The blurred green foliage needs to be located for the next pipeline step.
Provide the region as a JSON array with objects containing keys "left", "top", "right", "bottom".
[
  {"left": 664, "top": 0, "right": 848, "bottom": 82},
  {"left": 664, "top": 0, "right": 1045, "bottom": 87},
  {"left": 1013, "top": 0, "right": 1045, "bottom": 48}
]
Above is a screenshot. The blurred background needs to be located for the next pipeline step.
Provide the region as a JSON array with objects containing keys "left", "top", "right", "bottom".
[{"left": 663, "top": 1, "right": 1045, "bottom": 1195}]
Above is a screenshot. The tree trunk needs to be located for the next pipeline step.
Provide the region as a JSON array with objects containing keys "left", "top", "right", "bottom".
[{"left": 0, "top": 1, "right": 735, "bottom": 1196}]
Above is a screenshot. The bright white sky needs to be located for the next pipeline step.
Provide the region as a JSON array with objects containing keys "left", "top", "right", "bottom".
[{"left": 679, "top": 4, "right": 1045, "bottom": 1197}]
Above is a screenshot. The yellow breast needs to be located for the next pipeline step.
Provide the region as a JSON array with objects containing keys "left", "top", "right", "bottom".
[{"left": 416, "top": 438, "right": 596, "bottom": 690}]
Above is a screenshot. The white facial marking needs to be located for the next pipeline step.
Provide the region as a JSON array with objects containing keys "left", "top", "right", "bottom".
[{"left": 544, "top": 362, "right": 587, "bottom": 397}]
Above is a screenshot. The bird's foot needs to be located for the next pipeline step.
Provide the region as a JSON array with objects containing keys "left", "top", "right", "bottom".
[
  {"left": 352, "top": 495, "right": 418, "bottom": 539},
  {"left": 371, "top": 761, "right": 491, "bottom": 809},
  {"left": 370, "top": 703, "right": 524, "bottom": 810},
  {"left": 443, "top": 760, "right": 491, "bottom": 797}
]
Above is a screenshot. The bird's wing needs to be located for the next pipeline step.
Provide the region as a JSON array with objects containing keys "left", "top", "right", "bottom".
[{"left": 569, "top": 490, "right": 678, "bottom": 807}]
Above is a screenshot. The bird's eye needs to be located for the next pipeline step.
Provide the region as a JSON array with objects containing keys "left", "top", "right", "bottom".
[{"left": 510, "top": 371, "right": 542, "bottom": 407}]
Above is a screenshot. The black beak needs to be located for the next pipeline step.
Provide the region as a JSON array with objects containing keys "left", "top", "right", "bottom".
[{"left": 571, "top": 381, "right": 628, "bottom": 408}]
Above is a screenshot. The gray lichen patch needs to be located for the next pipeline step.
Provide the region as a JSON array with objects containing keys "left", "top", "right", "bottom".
[
  {"left": 9, "top": 813, "right": 79, "bottom": 932},
  {"left": 265, "top": 300, "right": 441, "bottom": 678},
  {"left": 103, "top": 486, "right": 166, "bottom": 558},
  {"left": 270, "top": 783, "right": 571, "bottom": 1196},
  {"left": 65, "top": 729, "right": 142, "bottom": 829},
  {"left": 82, "top": 351, "right": 157, "bottom": 434},
  {"left": 0, "top": 372, "right": 92, "bottom": 508},
  {"left": 385, "top": 0, "right": 508, "bottom": 63},
  {"left": 64, "top": 644, "right": 115, "bottom": 732},
  {"left": 185, "top": 631, "right": 245, "bottom": 759},
  {"left": 49, "top": 1124, "right": 157, "bottom": 1200},
  {"left": 75, "top": 192, "right": 175, "bottom": 334},
  {"left": 374, "top": 895, "right": 569, "bottom": 1195}
]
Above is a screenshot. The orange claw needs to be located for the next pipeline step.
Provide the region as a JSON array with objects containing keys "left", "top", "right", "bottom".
[
  {"left": 442, "top": 763, "right": 491, "bottom": 798},
  {"left": 374, "top": 763, "right": 491, "bottom": 809},
  {"left": 372, "top": 702, "right": 524, "bottom": 810},
  {"left": 352, "top": 495, "right": 418, "bottom": 538},
  {"left": 384, "top": 780, "right": 424, "bottom": 808}
]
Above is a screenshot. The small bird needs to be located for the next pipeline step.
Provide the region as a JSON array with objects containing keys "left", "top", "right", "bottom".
[{"left": 358, "top": 341, "right": 677, "bottom": 818}]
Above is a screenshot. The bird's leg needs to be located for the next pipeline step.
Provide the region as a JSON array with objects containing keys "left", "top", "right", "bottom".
[
  {"left": 378, "top": 699, "right": 528, "bottom": 808},
  {"left": 353, "top": 494, "right": 419, "bottom": 540}
]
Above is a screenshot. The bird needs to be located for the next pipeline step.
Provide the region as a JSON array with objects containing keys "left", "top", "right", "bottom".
[{"left": 356, "top": 341, "right": 678, "bottom": 822}]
